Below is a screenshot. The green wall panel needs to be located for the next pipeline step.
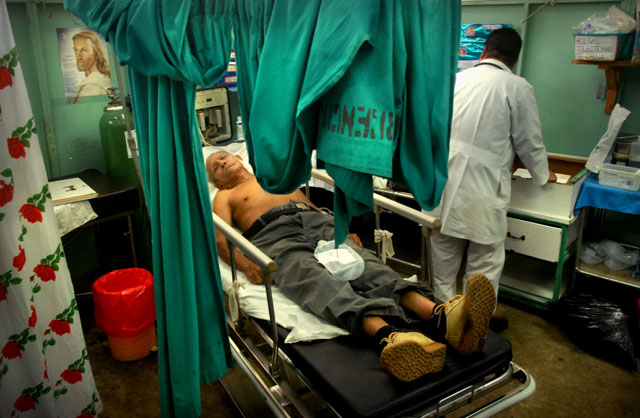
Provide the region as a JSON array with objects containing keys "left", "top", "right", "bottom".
[{"left": 523, "top": 2, "right": 614, "bottom": 157}]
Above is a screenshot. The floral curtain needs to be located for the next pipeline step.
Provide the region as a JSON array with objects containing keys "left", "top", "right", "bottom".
[{"left": 0, "top": 1, "right": 102, "bottom": 416}]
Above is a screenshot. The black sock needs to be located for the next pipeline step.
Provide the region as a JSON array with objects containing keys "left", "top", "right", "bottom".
[
  {"left": 373, "top": 325, "right": 397, "bottom": 355},
  {"left": 423, "top": 305, "right": 446, "bottom": 340}
]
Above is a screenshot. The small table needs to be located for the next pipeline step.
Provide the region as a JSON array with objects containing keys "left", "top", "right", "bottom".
[
  {"left": 52, "top": 169, "right": 140, "bottom": 293},
  {"left": 574, "top": 173, "right": 640, "bottom": 288}
]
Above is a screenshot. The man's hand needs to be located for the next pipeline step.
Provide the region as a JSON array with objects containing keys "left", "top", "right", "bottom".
[
  {"left": 548, "top": 171, "right": 557, "bottom": 183},
  {"left": 242, "top": 262, "right": 263, "bottom": 285},
  {"left": 348, "top": 233, "right": 364, "bottom": 248}
]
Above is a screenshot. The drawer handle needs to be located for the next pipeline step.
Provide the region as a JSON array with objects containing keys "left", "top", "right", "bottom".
[{"left": 507, "top": 232, "right": 525, "bottom": 241}]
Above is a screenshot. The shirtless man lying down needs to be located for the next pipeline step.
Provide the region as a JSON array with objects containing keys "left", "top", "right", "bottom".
[{"left": 207, "top": 151, "right": 496, "bottom": 382}]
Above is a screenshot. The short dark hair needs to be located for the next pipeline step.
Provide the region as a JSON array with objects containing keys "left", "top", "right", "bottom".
[{"left": 484, "top": 27, "right": 522, "bottom": 68}]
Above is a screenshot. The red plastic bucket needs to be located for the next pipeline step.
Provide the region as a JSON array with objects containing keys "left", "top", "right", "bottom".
[{"left": 92, "top": 268, "right": 156, "bottom": 338}]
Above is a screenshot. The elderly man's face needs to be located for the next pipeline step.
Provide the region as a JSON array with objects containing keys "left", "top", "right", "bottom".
[
  {"left": 73, "top": 37, "right": 96, "bottom": 73},
  {"left": 206, "top": 152, "right": 245, "bottom": 188}
]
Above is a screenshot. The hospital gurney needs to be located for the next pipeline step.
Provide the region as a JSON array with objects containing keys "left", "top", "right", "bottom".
[{"left": 206, "top": 147, "right": 535, "bottom": 417}]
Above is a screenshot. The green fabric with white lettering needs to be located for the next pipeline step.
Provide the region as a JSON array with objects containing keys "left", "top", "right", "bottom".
[{"left": 233, "top": 0, "right": 459, "bottom": 243}]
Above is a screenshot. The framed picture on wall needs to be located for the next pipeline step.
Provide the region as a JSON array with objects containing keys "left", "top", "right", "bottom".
[{"left": 57, "top": 28, "right": 111, "bottom": 104}]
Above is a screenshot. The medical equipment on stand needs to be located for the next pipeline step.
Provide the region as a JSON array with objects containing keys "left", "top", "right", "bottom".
[
  {"left": 99, "top": 87, "right": 139, "bottom": 188},
  {"left": 195, "top": 86, "right": 232, "bottom": 145}
]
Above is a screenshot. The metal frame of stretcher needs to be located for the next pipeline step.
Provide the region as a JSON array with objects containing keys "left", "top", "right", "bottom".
[{"left": 213, "top": 169, "right": 536, "bottom": 418}]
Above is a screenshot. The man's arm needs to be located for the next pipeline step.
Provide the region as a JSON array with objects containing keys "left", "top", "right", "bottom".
[
  {"left": 510, "top": 82, "right": 553, "bottom": 185},
  {"left": 212, "top": 190, "right": 263, "bottom": 284}
]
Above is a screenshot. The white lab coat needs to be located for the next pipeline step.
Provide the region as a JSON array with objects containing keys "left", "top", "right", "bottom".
[{"left": 432, "top": 59, "right": 549, "bottom": 245}]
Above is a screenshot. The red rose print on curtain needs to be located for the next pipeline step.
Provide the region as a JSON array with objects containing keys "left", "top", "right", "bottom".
[
  {"left": 0, "top": 67, "right": 12, "bottom": 89},
  {"left": 18, "top": 183, "right": 49, "bottom": 224},
  {"left": 7, "top": 136, "right": 25, "bottom": 159},
  {"left": 32, "top": 243, "right": 64, "bottom": 284},
  {"left": 0, "top": 270, "right": 22, "bottom": 304},
  {"left": 54, "top": 349, "right": 91, "bottom": 400},
  {"left": 0, "top": 168, "right": 14, "bottom": 207},
  {"left": 77, "top": 393, "right": 100, "bottom": 418},
  {"left": 11, "top": 383, "right": 51, "bottom": 415},
  {"left": 13, "top": 245, "right": 25, "bottom": 271},
  {"left": 0, "top": 46, "right": 17, "bottom": 89},
  {"left": 49, "top": 319, "right": 71, "bottom": 336},
  {"left": 6, "top": 118, "right": 36, "bottom": 160},
  {"left": 33, "top": 264, "right": 55, "bottom": 282},
  {"left": 1, "top": 327, "right": 36, "bottom": 364},
  {"left": 2, "top": 340, "right": 22, "bottom": 359},
  {"left": 28, "top": 305, "right": 37, "bottom": 328},
  {"left": 61, "top": 369, "right": 82, "bottom": 384},
  {"left": 13, "top": 394, "right": 35, "bottom": 413},
  {"left": 42, "top": 299, "right": 78, "bottom": 353}
]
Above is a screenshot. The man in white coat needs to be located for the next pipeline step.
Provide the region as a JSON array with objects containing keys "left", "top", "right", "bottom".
[{"left": 428, "top": 27, "right": 556, "bottom": 308}]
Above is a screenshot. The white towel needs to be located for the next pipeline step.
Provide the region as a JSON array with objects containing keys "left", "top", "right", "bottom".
[
  {"left": 374, "top": 229, "right": 395, "bottom": 264},
  {"left": 53, "top": 201, "right": 98, "bottom": 236}
]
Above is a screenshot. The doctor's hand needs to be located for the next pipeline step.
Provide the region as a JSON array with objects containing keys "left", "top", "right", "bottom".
[{"left": 548, "top": 171, "right": 557, "bottom": 183}]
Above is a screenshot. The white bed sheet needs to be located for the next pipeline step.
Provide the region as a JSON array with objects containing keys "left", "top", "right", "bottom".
[{"left": 203, "top": 143, "right": 348, "bottom": 343}]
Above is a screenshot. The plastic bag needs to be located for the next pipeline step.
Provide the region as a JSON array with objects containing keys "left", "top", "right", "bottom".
[
  {"left": 594, "top": 239, "right": 625, "bottom": 257},
  {"left": 593, "top": 239, "right": 639, "bottom": 270},
  {"left": 573, "top": 5, "right": 637, "bottom": 34},
  {"left": 314, "top": 240, "right": 365, "bottom": 281},
  {"left": 580, "top": 243, "right": 604, "bottom": 265},
  {"left": 557, "top": 290, "right": 637, "bottom": 371},
  {"left": 604, "top": 250, "right": 640, "bottom": 270},
  {"left": 586, "top": 105, "right": 631, "bottom": 173},
  {"left": 92, "top": 268, "right": 156, "bottom": 338}
]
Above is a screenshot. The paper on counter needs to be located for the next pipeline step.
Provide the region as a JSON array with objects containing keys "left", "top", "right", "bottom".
[{"left": 513, "top": 168, "right": 570, "bottom": 184}]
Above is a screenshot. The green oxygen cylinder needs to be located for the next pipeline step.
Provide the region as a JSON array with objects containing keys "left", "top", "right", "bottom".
[{"left": 99, "top": 88, "right": 138, "bottom": 188}]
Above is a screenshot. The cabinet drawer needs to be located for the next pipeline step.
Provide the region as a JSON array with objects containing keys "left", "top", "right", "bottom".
[{"left": 505, "top": 217, "right": 562, "bottom": 263}]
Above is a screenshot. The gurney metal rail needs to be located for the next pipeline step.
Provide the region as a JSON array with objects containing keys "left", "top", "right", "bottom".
[{"left": 212, "top": 170, "right": 536, "bottom": 418}]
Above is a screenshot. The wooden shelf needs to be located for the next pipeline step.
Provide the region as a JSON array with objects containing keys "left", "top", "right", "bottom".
[{"left": 571, "top": 59, "right": 640, "bottom": 114}]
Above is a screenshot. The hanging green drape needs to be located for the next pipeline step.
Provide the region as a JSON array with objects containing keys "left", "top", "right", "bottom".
[
  {"left": 64, "top": 1, "right": 233, "bottom": 417},
  {"left": 232, "top": 0, "right": 460, "bottom": 243}
]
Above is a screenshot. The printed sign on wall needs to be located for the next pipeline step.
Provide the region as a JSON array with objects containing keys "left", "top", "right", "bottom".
[{"left": 57, "top": 28, "right": 111, "bottom": 104}]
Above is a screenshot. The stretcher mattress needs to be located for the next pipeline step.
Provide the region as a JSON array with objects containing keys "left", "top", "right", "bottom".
[{"left": 256, "top": 319, "right": 512, "bottom": 418}]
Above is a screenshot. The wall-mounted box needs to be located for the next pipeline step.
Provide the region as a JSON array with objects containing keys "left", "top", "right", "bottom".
[{"left": 574, "top": 32, "right": 635, "bottom": 61}]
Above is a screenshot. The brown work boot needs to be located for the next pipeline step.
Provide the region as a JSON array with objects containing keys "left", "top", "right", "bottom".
[
  {"left": 379, "top": 332, "right": 446, "bottom": 382},
  {"left": 433, "top": 274, "right": 496, "bottom": 355}
]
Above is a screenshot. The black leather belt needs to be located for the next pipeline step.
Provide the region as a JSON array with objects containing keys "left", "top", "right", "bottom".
[{"left": 243, "top": 203, "right": 317, "bottom": 241}]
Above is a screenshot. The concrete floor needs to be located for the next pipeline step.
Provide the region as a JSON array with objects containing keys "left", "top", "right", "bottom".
[{"left": 83, "top": 294, "right": 640, "bottom": 418}]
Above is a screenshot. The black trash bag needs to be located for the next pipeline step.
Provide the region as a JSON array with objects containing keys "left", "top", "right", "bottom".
[{"left": 557, "top": 290, "right": 637, "bottom": 371}]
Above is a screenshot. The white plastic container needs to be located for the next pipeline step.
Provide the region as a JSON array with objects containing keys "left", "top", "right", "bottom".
[
  {"left": 235, "top": 116, "right": 244, "bottom": 141},
  {"left": 598, "top": 163, "right": 640, "bottom": 191}
]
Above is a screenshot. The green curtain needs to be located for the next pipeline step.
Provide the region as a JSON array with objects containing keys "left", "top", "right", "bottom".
[
  {"left": 232, "top": 0, "right": 460, "bottom": 243},
  {"left": 64, "top": 1, "right": 233, "bottom": 417}
]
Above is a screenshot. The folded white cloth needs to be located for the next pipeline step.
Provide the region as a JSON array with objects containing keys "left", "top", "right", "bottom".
[
  {"left": 53, "top": 201, "right": 98, "bottom": 236},
  {"left": 374, "top": 229, "right": 395, "bottom": 263}
]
